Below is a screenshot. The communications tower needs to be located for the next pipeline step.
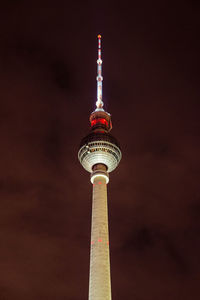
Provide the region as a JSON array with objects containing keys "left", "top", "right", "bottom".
[{"left": 78, "top": 35, "right": 122, "bottom": 300}]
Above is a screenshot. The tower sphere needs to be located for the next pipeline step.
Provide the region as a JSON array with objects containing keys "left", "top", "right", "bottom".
[{"left": 78, "top": 129, "right": 121, "bottom": 173}]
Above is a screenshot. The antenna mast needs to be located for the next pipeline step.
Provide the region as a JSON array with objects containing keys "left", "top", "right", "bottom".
[{"left": 96, "top": 34, "right": 104, "bottom": 109}]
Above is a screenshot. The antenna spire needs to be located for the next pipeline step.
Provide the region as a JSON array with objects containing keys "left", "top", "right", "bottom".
[{"left": 96, "top": 34, "right": 104, "bottom": 109}]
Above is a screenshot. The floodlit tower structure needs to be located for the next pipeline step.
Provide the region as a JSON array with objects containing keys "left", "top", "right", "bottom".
[{"left": 78, "top": 35, "right": 122, "bottom": 300}]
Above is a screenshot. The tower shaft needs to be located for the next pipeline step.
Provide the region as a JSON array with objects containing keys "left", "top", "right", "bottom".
[{"left": 89, "top": 165, "right": 111, "bottom": 300}]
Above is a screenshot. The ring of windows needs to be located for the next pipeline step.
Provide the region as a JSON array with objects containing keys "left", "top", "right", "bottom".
[{"left": 79, "top": 146, "right": 120, "bottom": 163}]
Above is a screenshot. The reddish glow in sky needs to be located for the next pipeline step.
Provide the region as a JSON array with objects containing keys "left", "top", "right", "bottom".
[{"left": 0, "top": 1, "right": 199, "bottom": 300}]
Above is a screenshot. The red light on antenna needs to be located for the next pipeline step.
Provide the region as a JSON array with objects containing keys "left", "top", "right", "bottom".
[{"left": 98, "top": 34, "right": 101, "bottom": 39}]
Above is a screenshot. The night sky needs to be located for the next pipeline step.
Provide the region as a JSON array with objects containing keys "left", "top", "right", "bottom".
[{"left": 0, "top": 1, "right": 200, "bottom": 299}]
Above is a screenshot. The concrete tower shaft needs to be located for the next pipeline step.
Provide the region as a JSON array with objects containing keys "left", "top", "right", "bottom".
[{"left": 89, "top": 164, "right": 111, "bottom": 300}]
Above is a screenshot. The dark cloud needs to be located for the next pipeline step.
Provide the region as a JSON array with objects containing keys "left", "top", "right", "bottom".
[
  {"left": 43, "top": 118, "right": 63, "bottom": 164},
  {"left": 50, "top": 60, "right": 72, "bottom": 90},
  {"left": 122, "top": 226, "right": 189, "bottom": 273},
  {"left": 163, "top": 235, "right": 189, "bottom": 274},
  {"left": 123, "top": 227, "right": 155, "bottom": 252}
]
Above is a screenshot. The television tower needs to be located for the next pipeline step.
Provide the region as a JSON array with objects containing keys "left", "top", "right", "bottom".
[{"left": 78, "top": 35, "right": 122, "bottom": 300}]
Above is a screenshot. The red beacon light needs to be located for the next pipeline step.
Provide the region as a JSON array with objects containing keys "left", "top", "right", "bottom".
[{"left": 91, "top": 118, "right": 109, "bottom": 128}]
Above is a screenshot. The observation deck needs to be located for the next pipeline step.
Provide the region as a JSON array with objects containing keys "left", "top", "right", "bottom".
[{"left": 78, "top": 130, "right": 121, "bottom": 173}]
